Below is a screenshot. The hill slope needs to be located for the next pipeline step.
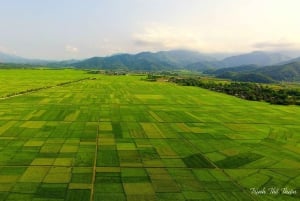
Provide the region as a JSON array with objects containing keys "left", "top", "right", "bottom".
[
  {"left": 254, "top": 62, "right": 300, "bottom": 81},
  {"left": 221, "top": 51, "right": 290, "bottom": 67},
  {"left": 278, "top": 56, "right": 300, "bottom": 65},
  {"left": 210, "top": 62, "right": 300, "bottom": 83},
  {"left": 186, "top": 51, "right": 291, "bottom": 71},
  {"left": 0, "top": 52, "right": 53, "bottom": 65},
  {"left": 72, "top": 50, "right": 214, "bottom": 70},
  {"left": 204, "top": 65, "right": 260, "bottom": 76},
  {"left": 0, "top": 52, "right": 30, "bottom": 64}
]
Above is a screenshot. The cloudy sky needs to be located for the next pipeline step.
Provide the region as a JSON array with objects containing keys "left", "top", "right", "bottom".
[{"left": 1, "top": 0, "right": 300, "bottom": 59}]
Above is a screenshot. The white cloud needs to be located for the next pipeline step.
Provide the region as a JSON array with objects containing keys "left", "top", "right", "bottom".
[
  {"left": 133, "top": 23, "right": 204, "bottom": 51},
  {"left": 65, "top": 45, "right": 79, "bottom": 53}
]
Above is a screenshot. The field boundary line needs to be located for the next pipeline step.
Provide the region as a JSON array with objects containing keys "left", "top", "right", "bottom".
[{"left": 90, "top": 120, "right": 99, "bottom": 201}]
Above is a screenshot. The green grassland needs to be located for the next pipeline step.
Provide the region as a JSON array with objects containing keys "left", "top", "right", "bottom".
[
  {"left": 0, "top": 69, "right": 299, "bottom": 201},
  {"left": 0, "top": 69, "right": 87, "bottom": 97}
]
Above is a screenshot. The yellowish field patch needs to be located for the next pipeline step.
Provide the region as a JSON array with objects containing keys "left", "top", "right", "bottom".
[
  {"left": 64, "top": 110, "right": 80, "bottom": 121},
  {"left": 149, "top": 111, "right": 163, "bottom": 122},
  {"left": 60, "top": 145, "right": 79, "bottom": 153},
  {"left": 69, "top": 183, "right": 92, "bottom": 189},
  {"left": 0, "top": 175, "right": 19, "bottom": 183},
  {"left": 19, "top": 167, "right": 49, "bottom": 182},
  {"left": 99, "top": 122, "right": 112, "bottom": 131},
  {"left": 24, "top": 140, "right": 44, "bottom": 146},
  {"left": 141, "top": 123, "right": 164, "bottom": 138},
  {"left": 96, "top": 167, "right": 121, "bottom": 172},
  {"left": 43, "top": 167, "right": 71, "bottom": 183},
  {"left": 0, "top": 121, "right": 16, "bottom": 134},
  {"left": 0, "top": 183, "right": 13, "bottom": 191},
  {"left": 98, "top": 138, "right": 115, "bottom": 146},
  {"left": 21, "top": 121, "right": 45, "bottom": 128}
]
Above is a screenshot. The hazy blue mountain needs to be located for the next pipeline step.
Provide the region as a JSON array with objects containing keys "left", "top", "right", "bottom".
[
  {"left": 47, "top": 59, "right": 81, "bottom": 67},
  {"left": 72, "top": 54, "right": 175, "bottom": 70},
  {"left": 0, "top": 51, "right": 54, "bottom": 65},
  {"left": 217, "top": 72, "right": 275, "bottom": 83},
  {"left": 186, "top": 61, "right": 225, "bottom": 71},
  {"left": 72, "top": 50, "right": 215, "bottom": 70},
  {"left": 152, "top": 50, "right": 215, "bottom": 65},
  {"left": 0, "top": 52, "right": 30, "bottom": 63},
  {"left": 186, "top": 51, "right": 291, "bottom": 71},
  {"left": 221, "top": 51, "right": 290, "bottom": 67},
  {"left": 2, "top": 50, "right": 300, "bottom": 75},
  {"left": 254, "top": 62, "right": 300, "bottom": 81},
  {"left": 277, "top": 56, "right": 300, "bottom": 65},
  {"left": 289, "top": 57, "right": 300, "bottom": 63},
  {"left": 0, "top": 63, "right": 39, "bottom": 69},
  {"left": 210, "top": 62, "right": 300, "bottom": 83},
  {"left": 204, "top": 65, "right": 260, "bottom": 76},
  {"left": 276, "top": 50, "right": 300, "bottom": 59}
]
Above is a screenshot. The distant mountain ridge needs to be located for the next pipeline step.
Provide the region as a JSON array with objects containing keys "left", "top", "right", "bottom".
[
  {"left": 221, "top": 51, "right": 290, "bottom": 67},
  {"left": 186, "top": 51, "right": 291, "bottom": 71},
  {"left": 0, "top": 52, "right": 53, "bottom": 65},
  {"left": 204, "top": 65, "right": 260, "bottom": 76},
  {"left": 277, "top": 56, "right": 300, "bottom": 65},
  {"left": 207, "top": 62, "right": 300, "bottom": 83},
  {"left": 72, "top": 50, "right": 291, "bottom": 71},
  {"left": 0, "top": 52, "right": 30, "bottom": 63},
  {"left": 0, "top": 50, "right": 297, "bottom": 73},
  {"left": 254, "top": 62, "right": 300, "bottom": 81},
  {"left": 71, "top": 50, "right": 215, "bottom": 70}
]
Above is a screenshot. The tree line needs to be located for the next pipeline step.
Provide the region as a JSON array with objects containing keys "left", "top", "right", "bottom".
[{"left": 168, "top": 77, "right": 300, "bottom": 105}]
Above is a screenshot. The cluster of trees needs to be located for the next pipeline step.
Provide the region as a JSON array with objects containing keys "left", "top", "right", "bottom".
[
  {"left": 143, "top": 74, "right": 159, "bottom": 81},
  {"left": 168, "top": 77, "right": 300, "bottom": 105},
  {"left": 143, "top": 72, "right": 179, "bottom": 82}
]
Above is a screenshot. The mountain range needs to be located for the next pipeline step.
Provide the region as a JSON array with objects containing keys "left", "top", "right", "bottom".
[
  {"left": 0, "top": 52, "right": 53, "bottom": 65},
  {"left": 1, "top": 49, "right": 300, "bottom": 82},
  {"left": 0, "top": 50, "right": 296, "bottom": 69},
  {"left": 206, "top": 62, "right": 300, "bottom": 83},
  {"left": 186, "top": 51, "right": 292, "bottom": 71},
  {"left": 70, "top": 50, "right": 295, "bottom": 71},
  {"left": 0, "top": 52, "right": 31, "bottom": 64},
  {"left": 70, "top": 50, "right": 216, "bottom": 71}
]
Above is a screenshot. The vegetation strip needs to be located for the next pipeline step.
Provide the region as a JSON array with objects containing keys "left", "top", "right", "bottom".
[{"left": 169, "top": 77, "right": 300, "bottom": 105}]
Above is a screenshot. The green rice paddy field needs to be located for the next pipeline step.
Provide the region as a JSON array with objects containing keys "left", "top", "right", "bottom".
[{"left": 0, "top": 69, "right": 299, "bottom": 201}]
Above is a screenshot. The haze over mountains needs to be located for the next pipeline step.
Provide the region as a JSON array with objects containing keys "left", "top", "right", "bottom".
[
  {"left": 0, "top": 49, "right": 296, "bottom": 68},
  {"left": 70, "top": 50, "right": 216, "bottom": 71},
  {"left": 66, "top": 50, "right": 298, "bottom": 71},
  {"left": 0, "top": 52, "right": 31, "bottom": 64},
  {"left": 1, "top": 49, "right": 300, "bottom": 82},
  {"left": 0, "top": 52, "right": 52, "bottom": 65},
  {"left": 205, "top": 62, "right": 300, "bottom": 83}
]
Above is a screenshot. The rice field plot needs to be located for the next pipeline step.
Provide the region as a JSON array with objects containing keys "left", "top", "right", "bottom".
[
  {"left": 0, "top": 69, "right": 87, "bottom": 97},
  {"left": 0, "top": 70, "right": 299, "bottom": 201}
]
